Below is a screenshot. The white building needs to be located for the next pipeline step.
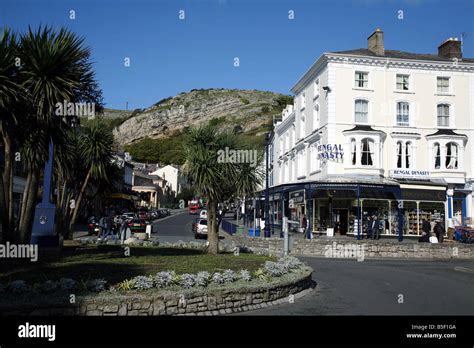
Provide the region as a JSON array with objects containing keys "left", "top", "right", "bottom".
[
  {"left": 149, "top": 164, "right": 184, "bottom": 197},
  {"left": 268, "top": 29, "right": 474, "bottom": 238}
]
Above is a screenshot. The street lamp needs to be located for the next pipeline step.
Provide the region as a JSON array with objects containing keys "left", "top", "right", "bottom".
[{"left": 264, "top": 132, "right": 272, "bottom": 238}]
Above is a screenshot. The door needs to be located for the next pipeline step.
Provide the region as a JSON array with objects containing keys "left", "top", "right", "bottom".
[{"left": 333, "top": 209, "right": 348, "bottom": 235}]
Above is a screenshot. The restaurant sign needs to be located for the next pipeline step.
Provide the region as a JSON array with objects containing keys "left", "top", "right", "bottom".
[
  {"left": 389, "top": 169, "right": 430, "bottom": 180},
  {"left": 317, "top": 144, "right": 344, "bottom": 160}
]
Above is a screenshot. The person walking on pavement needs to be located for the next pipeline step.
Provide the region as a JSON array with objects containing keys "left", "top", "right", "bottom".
[
  {"left": 371, "top": 214, "right": 381, "bottom": 240},
  {"left": 366, "top": 216, "right": 373, "bottom": 240},
  {"left": 301, "top": 214, "right": 308, "bottom": 238},
  {"left": 422, "top": 218, "right": 431, "bottom": 236},
  {"left": 433, "top": 219, "right": 445, "bottom": 243}
]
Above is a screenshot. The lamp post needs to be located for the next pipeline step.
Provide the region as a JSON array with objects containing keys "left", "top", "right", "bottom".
[{"left": 264, "top": 132, "right": 271, "bottom": 238}]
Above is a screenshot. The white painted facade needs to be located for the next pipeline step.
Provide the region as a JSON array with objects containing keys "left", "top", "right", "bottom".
[
  {"left": 149, "top": 165, "right": 183, "bottom": 196},
  {"left": 269, "top": 33, "right": 474, "bottom": 234}
]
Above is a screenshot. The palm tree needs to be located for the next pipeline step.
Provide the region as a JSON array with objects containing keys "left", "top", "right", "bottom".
[
  {"left": 15, "top": 26, "right": 102, "bottom": 242},
  {"left": 0, "top": 28, "right": 23, "bottom": 241},
  {"left": 183, "top": 125, "right": 263, "bottom": 254},
  {"left": 68, "top": 120, "right": 114, "bottom": 233}
]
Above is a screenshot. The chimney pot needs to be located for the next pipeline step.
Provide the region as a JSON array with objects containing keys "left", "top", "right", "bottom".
[
  {"left": 367, "top": 28, "right": 384, "bottom": 56},
  {"left": 438, "top": 38, "right": 462, "bottom": 59}
]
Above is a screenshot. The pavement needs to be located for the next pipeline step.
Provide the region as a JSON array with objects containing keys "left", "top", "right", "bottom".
[{"left": 238, "top": 257, "right": 474, "bottom": 315}]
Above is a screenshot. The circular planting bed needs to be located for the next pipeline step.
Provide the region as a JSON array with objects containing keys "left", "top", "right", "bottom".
[{"left": 0, "top": 243, "right": 313, "bottom": 315}]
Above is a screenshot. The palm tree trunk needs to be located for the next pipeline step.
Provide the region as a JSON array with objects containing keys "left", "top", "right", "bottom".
[
  {"left": 0, "top": 171, "right": 6, "bottom": 243},
  {"left": 69, "top": 168, "right": 91, "bottom": 236},
  {"left": 2, "top": 132, "right": 13, "bottom": 236},
  {"left": 207, "top": 201, "right": 219, "bottom": 254},
  {"left": 18, "top": 168, "right": 40, "bottom": 243}
]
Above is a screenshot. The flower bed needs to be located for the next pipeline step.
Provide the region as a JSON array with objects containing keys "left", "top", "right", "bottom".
[{"left": 0, "top": 256, "right": 306, "bottom": 295}]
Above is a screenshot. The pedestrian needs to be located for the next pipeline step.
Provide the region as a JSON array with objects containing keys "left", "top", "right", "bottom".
[
  {"left": 366, "top": 216, "right": 373, "bottom": 240},
  {"left": 301, "top": 214, "right": 308, "bottom": 237},
  {"left": 371, "top": 214, "right": 381, "bottom": 240},
  {"left": 433, "top": 219, "right": 445, "bottom": 243},
  {"left": 418, "top": 231, "right": 430, "bottom": 243},
  {"left": 422, "top": 218, "right": 431, "bottom": 235}
]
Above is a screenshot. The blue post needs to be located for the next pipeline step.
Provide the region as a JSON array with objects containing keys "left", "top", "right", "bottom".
[
  {"left": 357, "top": 185, "right": 361, "bottom": 240},
  {"left": 31, "top": 140, "right": 58, "bottom": 247}
]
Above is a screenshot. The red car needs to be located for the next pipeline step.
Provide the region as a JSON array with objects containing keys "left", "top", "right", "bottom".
[
  {"left": 189, "top": 204, "right": 199, "bottom": 215},
  {"left": 138, "top": 211, "right": 148, "bottom": 220}
]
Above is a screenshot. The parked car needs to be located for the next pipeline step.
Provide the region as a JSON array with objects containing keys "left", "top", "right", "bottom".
[
  {"left": 122, "top": 212, "right": 137, "bottom": 222},
  {"left": 194, "top": 218, "right": 208, "bottom": 239},
  {"left": 87, "top": 217, "right": 100, "bottom": 235},
  {"left": 138, "top": 211, "right": 148, "bottom": 220},
  {"left": 127, "top": 218, "right": 147, "bottom": 233},
  {"left": 199, "top": 210, "right": 207, "bottom": 219},
  {"left": 189, "top": 205, "right": 199, "bottom": 215}
]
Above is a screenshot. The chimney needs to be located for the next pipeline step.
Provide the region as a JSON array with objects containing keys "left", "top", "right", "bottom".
[
  {"left": 367, "top": 28, "right": 384, "bottom": 56},
  {"left": 438, "top": 38, "right": 462, "bottom": 59}
]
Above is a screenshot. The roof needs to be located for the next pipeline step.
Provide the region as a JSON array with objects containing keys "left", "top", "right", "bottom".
[
  {"left": 426, "top": 129, "right": 467, "bottom": 137},
  {"left": 332, "top": 48, "right": 474, "bottom": 63},
  {"left": 343, "top": 125, "right": 386, "bottom": 134}
]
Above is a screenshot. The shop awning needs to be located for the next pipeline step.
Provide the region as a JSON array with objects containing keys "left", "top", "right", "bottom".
[{"left": 108, "top": 193, "right": 139, "bottom": 200}]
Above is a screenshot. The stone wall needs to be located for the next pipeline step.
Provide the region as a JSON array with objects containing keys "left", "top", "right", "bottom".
[
  {"left": 231, "top": 236, "right": 474, "bottom": 259},
  {"left": 0, "top": 269, "right": 313, "bottom": 316}
]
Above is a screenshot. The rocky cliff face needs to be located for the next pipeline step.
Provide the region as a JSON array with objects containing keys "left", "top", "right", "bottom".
[{"left": 112, "top": 88, "right": 291, "bottom": 146}]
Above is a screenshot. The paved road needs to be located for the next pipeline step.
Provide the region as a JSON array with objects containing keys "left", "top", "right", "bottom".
[
  {"left": 151, "top": 210, "right": 198, "bottom": 243},
  {"left": 242, "top": 258, "right": 474, "bottom": 315}
]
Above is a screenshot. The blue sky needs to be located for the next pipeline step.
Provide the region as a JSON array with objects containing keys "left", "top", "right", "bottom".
[{"left": 1, "top": 0, "right": 473, "bottom": 110}]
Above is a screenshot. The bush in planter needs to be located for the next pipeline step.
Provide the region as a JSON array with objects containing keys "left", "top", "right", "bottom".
[
  {"left": 180, "top": 273, "right": 197, "bottom": 289},
  {"left": 211, "top": 272, "right": 225, "bottom": 284},
  {"left": 222, "top": 269, "right": 237, "bottom": 283},
  {"left": 132, "top": 275, "right": 154, "bottom": 290},
  {"left": 59, "top": 278, "right": 77, "bottom": 291},
  {"left": 35, "top": 280, "right": 58, "bottom": 293},
  {"left": 239, "top": 269, "right": 252, "bottom": 281},
  {"left": 86, "top": 279, "right": 107, "bottom": 292},
  {"left": 154, "top": 271, "right": 177, "bottom": 288},
  {"left": 7, "top": 280, "right": 30, "bottom": 294},
  {"left": 278, "top": 256, "right": 303, "bottom": 271},
  {"left": 195, "top": 271, "right": 210, "bottom": 287}
]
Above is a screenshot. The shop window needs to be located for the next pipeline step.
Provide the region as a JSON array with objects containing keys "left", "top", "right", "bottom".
[
  {"left": 355, "top": 99, "right": 368, "bottom": 124},
  {"left": 445, "top": 142, "right": 458, "bottom": 169},
  {"left": 437, "top": 104, "right": 450, "bottom": 127},
  {"left": 361, "top": 138, "right": 374, "bottom": 166},
  {"left": 434, "top": 143, "right": 441, "bottom": 169},
  {"left": 396, "top": 102, "right": 409, "bottom": 126}
]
